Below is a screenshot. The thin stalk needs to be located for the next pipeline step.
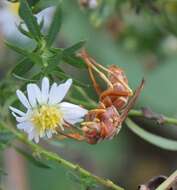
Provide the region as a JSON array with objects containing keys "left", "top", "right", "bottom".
[
  {"left": 129, "top": 109, "right": 177, "bottom": 126},
  {"left": 156, "top": 170, "right": 177, "bottom": 190},
  {"left": 0, "top": 120, "right": 124, "bottom": 190}
]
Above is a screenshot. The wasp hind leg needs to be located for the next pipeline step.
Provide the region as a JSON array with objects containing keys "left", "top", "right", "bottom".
[
  {"left": 79, "top": 50, "right": 113, "bottom": 90},
  {"left": 88, "top": 65, "right": 102, "bottom": 96}
]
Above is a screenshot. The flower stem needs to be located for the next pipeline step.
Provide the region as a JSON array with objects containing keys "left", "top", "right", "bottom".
[
  {"left": 1, "top": 121, "right": 124, "bottom": 190},
  {"left": 156, "top": 170, "right": 177, "bottom": 190},
  {"left": 129, "top": 109, "right": 177, "bottom": 126}
]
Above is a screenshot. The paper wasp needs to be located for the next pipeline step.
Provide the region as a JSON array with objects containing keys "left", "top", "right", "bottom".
[{"left": 59, "top": 50, "right": 144, "bottom": 144}]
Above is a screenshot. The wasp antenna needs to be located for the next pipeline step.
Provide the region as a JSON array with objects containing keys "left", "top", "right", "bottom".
[{"left": 120, "top": 79, "right": 145, "bottom": 122}]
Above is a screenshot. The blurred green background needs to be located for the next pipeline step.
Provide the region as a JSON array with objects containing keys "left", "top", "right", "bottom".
[{"left": 0, "top": 0, "right": 177, "bottom": 189}]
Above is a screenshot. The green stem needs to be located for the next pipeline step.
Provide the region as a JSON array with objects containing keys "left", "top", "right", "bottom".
[
  {"left": 2, "top": 108, "right": 177, "bottom": 190},
  {"left": 129, "top": 109, "right": 177, "bottom": 126},
  {"left": 156, "top": 170, "right": 177, "bottom": 190},
  {"left": 74, "top": 86, "right": 97, "bottom": 106},
  {"left": 1, "top": 121, "right": 124, "bottom": 190}
]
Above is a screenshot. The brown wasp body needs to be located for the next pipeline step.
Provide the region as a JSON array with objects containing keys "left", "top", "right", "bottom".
[{"left": 60, "top": 50, "right": 144, "bottom": 144}]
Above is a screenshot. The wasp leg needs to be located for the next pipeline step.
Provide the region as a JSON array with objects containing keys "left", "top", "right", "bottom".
[
  {"left": 79, "top": 50, "right": 113, "bottom": 89},
  {"left": 90, "top": 57, "right": 133, "bottom": 94},
  {"left": 58, "top": 131, "right": 85, "bottom": 141},
  {"left": 100, "top": 88, "right": 132, "bottom": 100},
  {"left": 88, "top": 65, "right": 102, "bottom": 95},
  {"left": 86, "top": 108, "right": 106, "bottom": 114}
]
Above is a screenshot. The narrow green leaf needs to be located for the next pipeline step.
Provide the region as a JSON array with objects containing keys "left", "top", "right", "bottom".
[
  {"left": 63, "top": 41, "right": 86, "bottom": 55},
  {"left": 126, "top": 118, "right": 177, "bottom": 151},
  {"left": 5, "top": 41, "right": 29, "bottom": 56},
  {"left": 27, "top": 0, "right": 40, "bottom": 6},
  {"left": 17, "top": 23, "right": 33, "bottom": 39},
  {"left": 46, "top": 3, "right": 62, "bottom": 47},
  {"left": 53, "top": 69, "right": 89, "bottom": 88},
  {"left": 15, "top": 147, "right": 51, "bottom": 169},
  {"left": 12, "top": 74, "right": 37, "bottom": 82},
  {"left": 44, "top": 49, "right": 63, "bottom": 73},
  {"left": 6, "top": 41, "right": 42, "bottom": 65},
  {"left": 62, "top": 54, "right": 86, "bottom": 68},
  {"left": 19, "top": 73, "right": 42, "bottom": 91},
  {"left": 19, "top": 0, "right": 41, "bottom": 41},
  {"left": 11, "top": 58, "right": 34, "bottom": 75}
]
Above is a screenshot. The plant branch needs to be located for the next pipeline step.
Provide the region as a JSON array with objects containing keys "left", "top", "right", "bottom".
[
  {"left": 156, "top": 170, "right": 177, "bottom": 190},
  {"left": 129, "top": 109, "right": 177, "bottom": 126},
  {"left": 0, "top": 120, "right": 124, "bottom": 190}
]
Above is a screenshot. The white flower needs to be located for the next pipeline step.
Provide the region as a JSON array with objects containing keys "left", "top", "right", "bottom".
[
  {"left": 89, "top": 0, "right": 98, "bottom": 9},
  {"left": 0, "top": 0, "right": 54, "bottom": 39},
  {"left": 10, "top": 77, "right": 88, "bottom": 143},
  {"left": 0, "top": 1, "right": 19, "bottom": 38},
  {"left": 79, "top": 0, "right": 98, "bottom": 9}
]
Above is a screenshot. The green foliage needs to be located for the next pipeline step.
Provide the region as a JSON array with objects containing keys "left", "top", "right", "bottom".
[
  {"left": 126, "top": 118, "right": 177, "bottom": 151},
  {"left": 19, "top": 0, "right": 42, "bottom": 41},
  {"left": 11, "top": 58, "right": 34, "bottom": 75},
  {"left": 52, "top": 70, "right": 89, "bottom": 88},
  {"left": 0, "top": 123, "right": 14, "bottom": 150},
  {"left": 15, "top": 147, "right": 52, "bottom": 169},
  {"left": 67, "top": 171, "right": 97, "bottom": 190},
  {"left": 27, "top": 0, "right": 40, "bottom": 7},
  {"left": 7, "top": 0, "right": 87, "bottom": 87},
  {"left": 62, "top": 54, "right": 86, "bottom": 68},
  {"left": 63, "top": 41, "right": 86, "bottom": 55},
  {"left": 62, "top": 41, "right": 86, "bottom": 68},
  {"left": 1, "top": 0, "right": 177, "bottom": 189},
  {"left": 46, "top": 3, "right": 62, "bottom": 47}
]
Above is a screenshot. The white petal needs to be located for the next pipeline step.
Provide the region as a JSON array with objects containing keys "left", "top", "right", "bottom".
[
  {"left": 40, "top": 132, "right": 45, "bottom": 138},
  {"left": 48, "top": 83, "right": 58, "bottom": 104},
  {"left": 27, "top": 84, "right": 37, "bottom": 107},
  {"left": 28, "top": 128, "right": 40, "bottom": 143},
  {"left": 25, "top": 124, "right": 34, "bottom": 133},
  {"left": 28, "top": 129, "right": 36, "bottom": 141},
  {"left": 9, "top": 106, "right": 26, "bottom": 116},
  {"left": 17, "top": 122, "right": 34, "bottom": 133},
  {"left": 46, "top": 131, "right": 52, "bottom": 138},
  {"left": 17, "top": 123, "right": 26, "bottom": 130},
  {"left": 34, "top": 134, "right": 39, "bottom": 143},
  {"left": 48, "top": 79, "right": 72, "bottom": 105},
  {"left": 36, "top": 7, "right": 54, "bottom": 28},
  {"left": 41, "top": 77, "right": 50, "bottom": 104},
  {"left": 10, "top": 106, "right": 30, "bottom": 123},
  {"left": 30, "top": 84, "right": 42, "bottom": 105},
  {"left": 16, "top": 90, "right": 31, "bottom": 109},
  {"left": 12, "top": 113, "right": 27, "bottom": 123},
  {"left": 59, "top": 102, "right": 88, "bottom": 125},
  {"left": 65, "top": 118, "right": 84, "bottom": 125}
]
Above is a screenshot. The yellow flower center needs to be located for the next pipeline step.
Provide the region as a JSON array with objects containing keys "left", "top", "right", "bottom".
[
  {"left": 31, "top": 105, "right": 63, "bottom": 133},
  {"left": 9, "top": 2, "right": 19, "bottom": 15}
]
